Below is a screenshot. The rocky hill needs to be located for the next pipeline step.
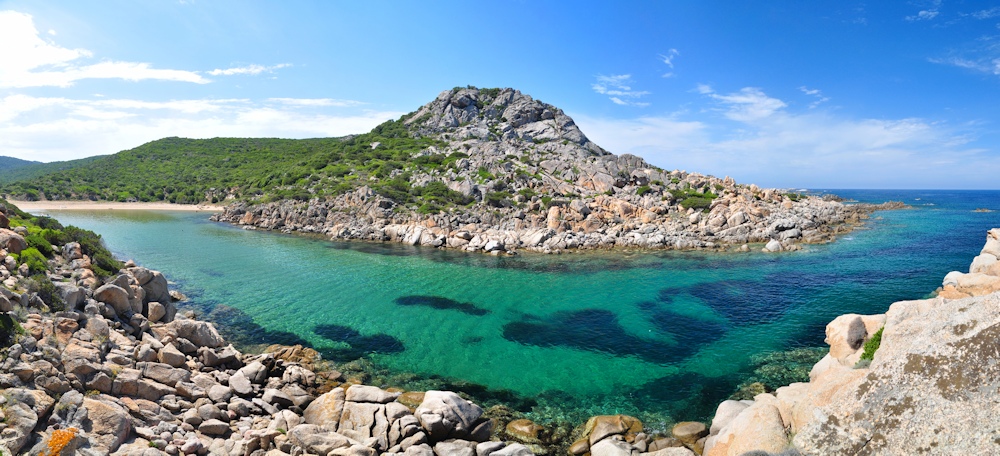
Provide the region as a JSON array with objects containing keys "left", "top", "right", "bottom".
[{"left": 214, "top": 86, "right": 890, "bottom": 253}]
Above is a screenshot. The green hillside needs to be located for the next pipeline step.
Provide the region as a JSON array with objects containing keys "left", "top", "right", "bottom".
[
  {"left": 0, "top": 116, "right": 452, "bottom": 204},
  {"left": 0, "top": 155, "right": 104, "bottom": 185},
  {"left": 0, "top": 156, "right": 39, "bottom": 172}
]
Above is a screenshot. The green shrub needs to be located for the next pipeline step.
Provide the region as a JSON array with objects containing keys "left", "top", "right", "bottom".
[
  {"left": 18, "top": 248, "right": 48, "bottom": 276},
  {"left": 417, "top": 202, "right": 441, "bottom": 215},
  {"left": 61, "top": 226, "right": 122, "bottom": 278},
  {"left": 26, "top": 274, "right": 64, "bottom": 311},
  {"left": 485, "top": 191, "right": 512, "bottom": 208},
  {"left": 476, "top": 167, "right": 495, "bottom": 181},
  {"left": 680, "top": 196, "right": 714, "bottom": 212},
  {"left": 517, "top": 188, "right": 537, "bottom": 200},
  {"left": 636, "top": 185, "right": 652, "bottom": 196},
  {"left": 24, "top": 233, "right": 54, "bottom": 258},
  {"left": 860, "top": 327, "right": 883, "bottom": 362}
]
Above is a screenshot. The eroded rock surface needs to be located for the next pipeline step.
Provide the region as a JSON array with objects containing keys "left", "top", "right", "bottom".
[{"left": 703, "top": 228, "right": 1000, "bottom": 455}]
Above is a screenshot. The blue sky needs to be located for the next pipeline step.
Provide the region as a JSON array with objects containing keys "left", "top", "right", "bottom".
[{"left": 2, "top": 1, "right": 999, "bottom": 188}]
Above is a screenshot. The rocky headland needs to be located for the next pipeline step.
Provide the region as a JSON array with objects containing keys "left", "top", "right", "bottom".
[{"left": 213, "top": 87, "right": 898, "bottom": 254}]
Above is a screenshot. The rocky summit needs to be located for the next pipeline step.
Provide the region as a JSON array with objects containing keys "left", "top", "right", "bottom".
[{"left": 214, "top": 87, "right": 890, "bottom": 254}]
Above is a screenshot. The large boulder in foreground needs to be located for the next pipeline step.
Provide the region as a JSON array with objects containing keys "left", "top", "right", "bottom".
[
  {"left": 415, "top": 390, "right": 492, "bottom": 442},
  {"left": 94, "top": 284, "right": 132, "bottom": 316},
  {"left": 0, "top": 229, "right": 26, "bottom": 254},
  {"left": 793, "top": 292, "right": 1000, "bottom": 454},
  {"left": 156, "top": 318, "right": 225, "bottom": 348}
]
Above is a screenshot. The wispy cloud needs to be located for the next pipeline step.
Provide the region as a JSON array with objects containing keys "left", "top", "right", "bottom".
[
  {"left": 0, "top": 94, "right": 402, "bottom": 162},
  {"left": 266, "top": 98, "right": 365, "bottom": 107},
  {"left": 659, "top": 49, "right": 680, "bottom": 68},
  {"left": 906, "top": 9, "right": 940, "bottom": 21},
  {"left": 972, "top": 7, "right": 1000, "bottom": 19},
  {"left": 929, "top": 56, "right": 1000, "bottom": 75},
  {"left": 578, "top": 81, "right": 994, "bottom": 188},
  {"left": 208, "top": 63, "right": 291, "bottom": 76},
  {"left": 0, "top": 10, "right": 209, "bottom": 88},
  {"left": 659, "top": 49, "right": 680, "bottom": 78},
  {"left": 574, "top": 92, "right": 990, "bottom": 189},
  {"left": 592, "top": 74, "right": 651, "bottom": 107},
  {"left": 799, "top": 86, "right": 831, "bottom": 108},
  {"left": 905, "top": 0, "right": 941, "bottom": 21},
  {"left": 700, "top": 86, "right": 787, "bottom": 122}
]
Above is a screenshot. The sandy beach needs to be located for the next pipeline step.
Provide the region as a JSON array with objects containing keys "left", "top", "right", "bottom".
[{"left": 9, "top": 200, "right": 225, "bottom": 212}]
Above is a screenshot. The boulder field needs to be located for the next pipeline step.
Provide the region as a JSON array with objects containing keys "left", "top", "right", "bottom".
[{"left": 213, "top": 187, "right": 899, "bottom": 256}]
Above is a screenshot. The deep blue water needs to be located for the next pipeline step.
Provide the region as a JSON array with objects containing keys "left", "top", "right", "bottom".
[{"left": 36, "top": 190, "right": 1000, "bottom": 429}]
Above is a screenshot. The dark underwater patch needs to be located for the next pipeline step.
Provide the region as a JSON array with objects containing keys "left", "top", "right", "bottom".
[
  {"left": 631, "top": 371, "right": 744, "bottom": 421},
  {"left": 327, "top": 241, "right": 421, "bottom": 257},
  {"left": 394, "top": 295, "right": 489, "bottom": 316},
  {"left": 501, "top": 309, "right": 681, "bottom": 365},
  {"left": 673, "top": 271, "right": 844, "bottom": 326},
  {"left": 461, "top": 335, "right": 485, "bottom": 344},
  {"left": 199, "top": 269, "right": 225, "bottom": 278},
  {"left": 313, "top": 324, "right": 405, "bottom": 361},
  {"left": 202, "top": 304, "right": 313, "bottom": 348},
  {"left": 638, "top": 301, "right": 728, "bottom": 348}
]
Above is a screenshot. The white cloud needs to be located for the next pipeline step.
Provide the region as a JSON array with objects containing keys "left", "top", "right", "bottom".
[
  {"left": 906, "top": 9, "right": 940, "bottom": 21},
  {"left": 592, "top": 74, "right": 651, "bottom": 106},
  {"left": 208, "top": 63, "right": 292, "bottom": 76},
  {"left": 266, "top": 98, "right": 365, "bottom": 107},
  {"left": 0, "top": 94, "right": 402, "bottom": 162},
  {"left": 574, "top": 113, "right": 708, "bottom": 158},
  {"left": 0, "top": 10, "right": 209, "bottom": 88},
  {"left": 574, "top": 86, "right": 992, "bottom": 189},
  {"left": 973, "top": 7, "right": 1000, "bottom": 19},
  {"left": 659, "top": 49, "right": 680, "bottom": 68},
  {"left": 695, "top": 84, "right": 714, "bottom": 95},
  {"left": 707, "top": 87, "right": 787, "bottom": 122},
  {"left": 905, "top": 0, "right": 941, "bottom": 21},
  {"left": 930, "top": 55, "right": 1000, "bottom": 75},
  {"left": 799, "top": 86, "right": 831, "bottom": 108}
]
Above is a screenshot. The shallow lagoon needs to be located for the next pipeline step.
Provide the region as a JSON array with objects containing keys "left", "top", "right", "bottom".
[{"left": 39, "top": 190, "right": 1000, "bottom": 427}]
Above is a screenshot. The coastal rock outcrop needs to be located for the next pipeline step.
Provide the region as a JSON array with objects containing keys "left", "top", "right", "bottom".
[
  {"left": 213, "top": 87, "right": 892, "bottom": 254},
  {"left": 702, "top": 228, "right": 1000, "bottom": 455}
]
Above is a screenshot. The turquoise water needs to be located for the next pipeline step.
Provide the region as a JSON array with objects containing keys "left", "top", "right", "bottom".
[{"left": 36, "top": 190, "right": 1000, "bottom": 427}]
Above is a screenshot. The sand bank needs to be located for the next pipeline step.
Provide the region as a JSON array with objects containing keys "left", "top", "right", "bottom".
[{"left": 9, "top": 200, "right": 225, "bottom": 212}]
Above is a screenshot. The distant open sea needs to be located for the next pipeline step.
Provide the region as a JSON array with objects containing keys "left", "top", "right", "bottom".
[{"left": 36, "top": 189, "right": 1000, "bottom": 430}]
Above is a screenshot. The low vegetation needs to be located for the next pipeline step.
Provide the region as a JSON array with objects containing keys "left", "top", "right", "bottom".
[
  {"left": 0, "top": 115, "right": 452, "bottom": 207},
  {"left": 670, "top": 188, "right": 718, "bottom": 212},
  {"left": 860, "top": 327, "right": 884, "bottom": 362},
  {"left": 3, "top": 198, "right": 122, "bottom": 279}
]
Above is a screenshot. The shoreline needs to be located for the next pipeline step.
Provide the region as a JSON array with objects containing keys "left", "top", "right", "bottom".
[{"left": 9, "top": 199, "right": 225, "bottom": 212}]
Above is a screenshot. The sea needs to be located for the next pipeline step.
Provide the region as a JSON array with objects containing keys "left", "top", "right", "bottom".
[{"left": 33, "top": 189, "right": 1000, "bottom": 431}]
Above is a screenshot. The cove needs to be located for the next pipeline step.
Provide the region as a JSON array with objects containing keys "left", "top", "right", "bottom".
[{"left": 36, "top": 190, "right": 1000, "bottom": 427}]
